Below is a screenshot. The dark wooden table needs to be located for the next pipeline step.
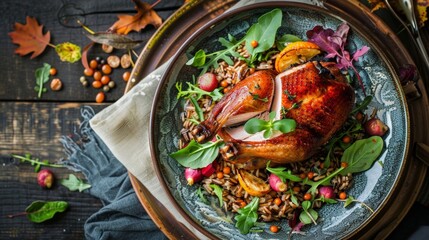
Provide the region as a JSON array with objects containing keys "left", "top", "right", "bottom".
[
  {"left": 1, "top": 0, "right": 429, "bottom": 239},
  {"left": 0, "top": 0, "right": 183, "bottom": 239}
]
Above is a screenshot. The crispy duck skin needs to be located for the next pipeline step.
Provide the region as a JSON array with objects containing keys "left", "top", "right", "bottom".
[
  {"left": 192, "top": 70, "right": 276, "bottom": 143},
  {"left": 219, "top": 62, "right": 355, "bottom": 165}
]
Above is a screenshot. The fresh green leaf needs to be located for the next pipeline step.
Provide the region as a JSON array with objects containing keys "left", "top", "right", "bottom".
[
  {"left": 290, "top": 191, "right": 299, "bottom": 206},
  {"left": 305, "top": 167, "right": 345, "bottom": 194},
  {"left": 170, "top": 139, "right": 222, "bottom": 169},
  {"left": 244, "top": 9, "right": 282, "bottom": 61},
  {"left": 340, "top": 136, "right": 384, "bottom": 175},
  {"left": 176, "top": 82, "right": 223, "bottom": 101},
  {"left": 243, "top": 112, "right": 296, "bottom": 138},
  {"left": 210, "top": 184, "right": 223, "bottom": 207},
  {"left": 34, "top": 63, "right": 51, "bottom": 98},
  {"left": 272, "top": 119, "right": 296, "bottom": 133},
  {"left": 244, "top": 118, "right": 269, "bottom": 134},
  {"left": 266, "top": 162, "right": 302, "bottom": 182},
  {"left": 60, "top": 174, "right": 91, "bottom": 192},
  {"left": 235, "top": 197, "right": 259, "bottom": 234},
  {"left": 301, "top": 200, "right": 311, "bottom": 211},
  {"left": 196, "top": 187, "right": 209, "bottom": 204},
  {"left": 344, "top": 196, "right": 355, "bottom": 207},
  {"left": 189, "top": 96, "right": 204, "bottom": 121},
  {"left": 276, "top": 34, "right": 302, "bottom": 50},
  {"left": 25, "top": 201, "right": 68, "bottom": 223},
  {"left": 299, "top": 208, "right": 318, "bottom": 225},
  {"left": 186, "top": 49, "right": 206, "bottom": 67}
]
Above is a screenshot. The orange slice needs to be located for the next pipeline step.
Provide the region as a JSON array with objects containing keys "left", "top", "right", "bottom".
[
  {"left": 275, "top": 41, "right": 321, "bottom": 73},
  {"left": 237, "top": 169, "right": 270, "bottom": 197}
]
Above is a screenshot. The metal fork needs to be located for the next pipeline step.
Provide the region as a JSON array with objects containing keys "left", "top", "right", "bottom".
[{"left": 384, "top": 0, "right": 429, "bottom": 71}]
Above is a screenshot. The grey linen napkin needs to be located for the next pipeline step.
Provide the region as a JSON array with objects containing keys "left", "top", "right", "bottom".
[{"left": 60, "top": 106, "right": 167, "bottom": 240}]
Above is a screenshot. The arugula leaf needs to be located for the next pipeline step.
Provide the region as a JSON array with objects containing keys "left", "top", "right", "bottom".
[
  {"left": 196, "top": 187, "right": 209, "bottom": 204},
  {"left": 25, "top": 201, "right": 68, "bottom": 223},
  {"left": 344, "top": 196, "right": 355, "bottom": 208},
  {"left": 12, "top": 154, "right": 65, "bottom": 172},
  {"left": 170, "top": 139, "right": 222, "bottom": 169},
  {"left": 210, "top": 184, "right": 224, "bottom": 207},
  {"left": 299, "top": 207, "right": 318, "bottom": 225},
  {"left": 340, "top": 136, "right": 383, "bottom": 174},
  {"left": 235, "top": 197, "right": 259, "bottom": 234},
  {"left": 186, "top": 49, "right": 206, "bottom": 67},
  {"left": 266, "top": 162, "right": 302, "bottom": 182},
  {"left": 176, "top": 82, "right": 223, "bottom": 101},
  {"left": 34, "top": 63, "right": 51, "bottom": 98},
  {"left": 189, "top": 96, "right": 204, "bottom": 121},
  {"left": 60, "top": 174, "right": 91, "bottom": 192}
]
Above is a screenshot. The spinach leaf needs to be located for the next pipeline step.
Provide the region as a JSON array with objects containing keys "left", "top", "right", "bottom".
[
  {"left": 244, "top": 8, "right": 282, "bottom": 62},
  {"left": 340, "top": 136, "right": 384, "bottom": 174},
  {"left": 34, "top": 63, "right": 51, "bottom": 98},
  {"left": 234, "top": 197, "right": 259, "bottom": 234},
  {"left": 25, "top": 201, "right": 68, "bottom": 223},
  {"left": 60, "top": 174, "right": 91, "bottom": 192},
  {"left": 210, "top": 184, "right": 224, "bottom": 207},
  {"left": 276, "top": 34, "right": 302, "bottom": 50},
  {"left": 170, "top": 139, "right": 222, "bottom": 169}
]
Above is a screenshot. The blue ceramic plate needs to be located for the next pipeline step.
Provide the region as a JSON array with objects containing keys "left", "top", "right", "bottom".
[{"left": 150, "top": 2, "right": 409, "bottom": 239}]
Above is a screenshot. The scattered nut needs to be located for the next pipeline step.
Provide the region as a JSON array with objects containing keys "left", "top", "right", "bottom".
[
  {"left": 79, "top": 76, "right": 86, "bottom": 83},
  {"left": 108, "top": 81, "right": 116, "bottom": 88},
  {"left": 103, "top": 85, "right": 110, "bottom": 92},
  {"left": 102, "top": 44, "right": 114, "bottom": 53},
  {"left": 121, "top": 54, "right": 131, "bottom": 69},
  {"left": 107, "top": 55, "right": 120, "bottom": 68},
  {"left": 50, "top": 78, "right": 62, "bottom": 91}
]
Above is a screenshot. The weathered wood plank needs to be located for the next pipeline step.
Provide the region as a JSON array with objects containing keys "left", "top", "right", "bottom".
[
  {"left": 0, "top": 0, "right": 183, "bottom": 102},
  {"left": 0, "top": 102, "right": 108, "bottom": 239}
]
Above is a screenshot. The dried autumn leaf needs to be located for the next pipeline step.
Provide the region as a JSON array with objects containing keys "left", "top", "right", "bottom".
[
  {"left": 8, "top": 16, "right": 51, "bottom": 59},
  {"left": 417, "top": 0, "right": 428, "bottom": 26},
  {"left": 108, "top": 0, "right": 162, "bottom": 35},
  {"left": 84, "top": 32, "right": 143, "bottom": 49},
  {"left": 55, "top": 42, "right": 81, "bottom": 63}
]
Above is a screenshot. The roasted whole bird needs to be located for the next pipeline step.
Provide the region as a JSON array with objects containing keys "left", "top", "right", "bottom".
[{"left": 192, "top": 61, "right": 355, "bottom": 167}]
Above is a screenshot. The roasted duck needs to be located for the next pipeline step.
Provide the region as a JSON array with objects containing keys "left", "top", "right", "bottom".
[{"left": 192, "top": 62, "right": 355, "bottom": 166}]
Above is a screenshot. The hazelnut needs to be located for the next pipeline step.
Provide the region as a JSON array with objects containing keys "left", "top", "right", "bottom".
[
  {"left": 102, "top": 44, "right": 113, "bottom": 53},
  {"left": 107, "top": 55, "right": 120, "bottom": 68},
  {"left": 121, "top": 54, "right": 131, "bottom": 69},
  {"left": 50, "top": 78, "right": 63, "bottom": 91}
]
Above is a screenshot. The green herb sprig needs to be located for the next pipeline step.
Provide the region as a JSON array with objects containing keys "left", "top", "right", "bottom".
[
  {"left": 244, "top": 112, "right": 296, "bottom": 139},
  {"left": 210, "top": 184, "right": 224, "bottom": 207},
  {"left": 12, "top": 154, "right": 65, "bottom": 172}
]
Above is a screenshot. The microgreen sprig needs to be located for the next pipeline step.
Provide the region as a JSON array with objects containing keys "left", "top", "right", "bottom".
[
  {"left": 244, "top": 112, "right": 296, "bottom": 139},
  {"left": 176, "top": 82, "right": 223, "bottom": 101}
]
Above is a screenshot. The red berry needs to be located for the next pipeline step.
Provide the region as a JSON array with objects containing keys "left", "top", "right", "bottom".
[
  {"left": 197, "top": 73, "right": 218, "bottom": 92},
  {"left": 37, "top": 169, "right": 54, "bottom": 189}
]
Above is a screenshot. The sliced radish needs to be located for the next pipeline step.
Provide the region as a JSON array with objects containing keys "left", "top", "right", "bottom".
[{"left": 198, "top": 72, "right": 218, "bottom": 92}]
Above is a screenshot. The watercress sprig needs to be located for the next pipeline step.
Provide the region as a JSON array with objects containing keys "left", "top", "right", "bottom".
[{"left": 244, "top": 112, "right": 296, "bottom": 138}]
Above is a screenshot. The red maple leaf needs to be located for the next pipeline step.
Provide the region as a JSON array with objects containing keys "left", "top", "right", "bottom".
[
  {"left": 8, "top": 16, "right": 51, "bottom": 59},
  {"left": 108, "top": 0, "right": 162, "bottom": 35}
]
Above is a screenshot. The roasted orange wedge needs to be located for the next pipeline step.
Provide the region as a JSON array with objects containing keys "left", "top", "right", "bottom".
[
  {"left": 237, "top": 169, "right": 271, "bottom": 197},
  {"left": 275, "top": 41, "right": 321, "bottom": 73}
]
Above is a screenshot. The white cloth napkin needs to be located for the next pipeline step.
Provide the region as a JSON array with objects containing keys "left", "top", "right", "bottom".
[{"left": 90, "top": 59, "right": 208, "bottom": 239}]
